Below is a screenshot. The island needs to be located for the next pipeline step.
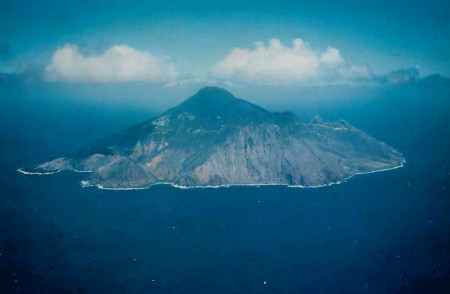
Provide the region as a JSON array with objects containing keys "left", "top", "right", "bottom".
[{"left": 19, "top": 87, "right": 404, "bottom": 189}]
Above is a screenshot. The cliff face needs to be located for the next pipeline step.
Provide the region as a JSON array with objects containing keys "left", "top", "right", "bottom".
[{"left": 21, "top": 87, "right": 404, "bottom": 189}]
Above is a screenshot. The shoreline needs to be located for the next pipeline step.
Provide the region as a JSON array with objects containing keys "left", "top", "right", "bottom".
[
  {"left": 17, "top": 168, "right": 93, "bottom": 176},
  {"left": 17, "top": 169, "right": 61, "bottom": 175},
  {"left": 17, "top": 158, "right": 406, "bottom": 191},
  {"left": 77, "top": 158, "right": 406, "bottom": 191}
]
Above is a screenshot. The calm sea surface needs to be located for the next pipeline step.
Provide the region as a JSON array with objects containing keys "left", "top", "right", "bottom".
[{"left": 1, "top": 85, "right": 449, "bottom": 293}]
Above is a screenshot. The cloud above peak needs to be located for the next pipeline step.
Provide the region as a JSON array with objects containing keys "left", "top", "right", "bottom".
[
  {"left": 6, "top": 39, "right": 446, "bottom": 88},
  {"left": 212, "top": 38, "right": 370, "bottom": 84},
  {"left": 45, "top": 44, "right": 178, "bottom": 83}
]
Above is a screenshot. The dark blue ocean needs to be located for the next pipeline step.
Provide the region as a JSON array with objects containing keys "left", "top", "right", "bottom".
[{"left": 1, "top": 84, "right": 449, "bottom": 293}]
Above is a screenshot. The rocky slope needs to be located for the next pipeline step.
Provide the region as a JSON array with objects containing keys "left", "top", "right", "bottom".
[{"left": 20, "top": 87, "right": 404, "bottom": 189}]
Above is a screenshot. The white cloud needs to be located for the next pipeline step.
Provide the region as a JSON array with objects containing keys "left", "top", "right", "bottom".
[
  {"left": 165, "top": 78, "right": 216, "bottom": 88},
  {"left": 212, "top": 38, "right": 370, "bottom": 84},
  {"left": 212, "top": 39, "right": 320, "bottom": 82},
  {"left": 320, "top": 46, "right": 345, "bottom": 68},
  {"left": 45, "top": 44, "right": 178, "bottom": 83}
]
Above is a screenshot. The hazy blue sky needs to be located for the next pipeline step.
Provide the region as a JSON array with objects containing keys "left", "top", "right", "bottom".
[{"left": 1, "top": 0, "right": 449, "bottom": 88}]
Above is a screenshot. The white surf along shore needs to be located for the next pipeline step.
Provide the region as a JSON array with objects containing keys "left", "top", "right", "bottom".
[
  {"left": 17, "top": 168, "right": 93, "bottom": 176},
  {"left": 18, "top": 158, "right": 405, "bottom": 191}
]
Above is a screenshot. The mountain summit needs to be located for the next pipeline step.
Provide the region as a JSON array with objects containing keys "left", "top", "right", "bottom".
[
  {"left": 165, "top": 87, "right": 272, "bottom": 122},
  {"left": 20, "top": 87, "right": 404, "bottom": 189}
]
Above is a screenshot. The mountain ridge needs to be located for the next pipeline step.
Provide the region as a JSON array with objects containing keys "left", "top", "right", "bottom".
[{"left": 19, "top": 87, "right": 404, "bottom": 189}]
